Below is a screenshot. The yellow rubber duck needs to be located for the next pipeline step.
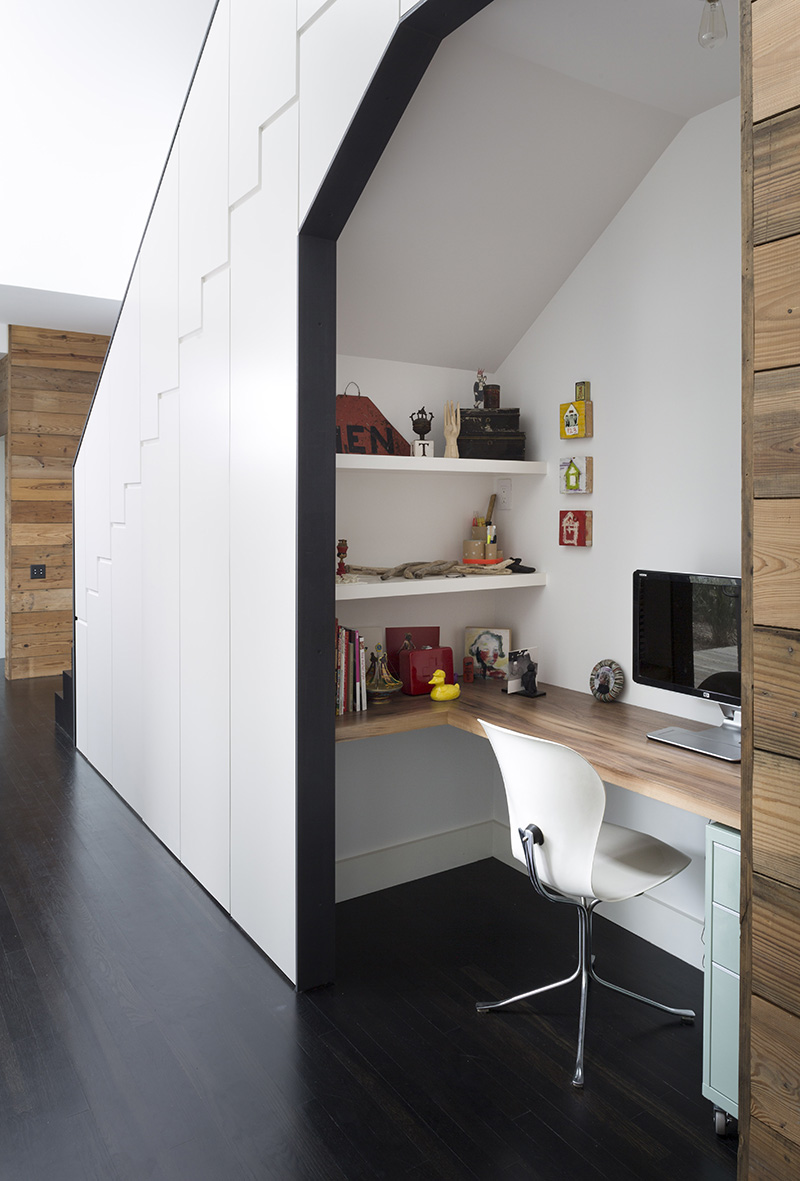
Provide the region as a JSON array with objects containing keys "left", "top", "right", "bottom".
[{"left": 429, "top": 669, "right": 460, "bottom": 700}]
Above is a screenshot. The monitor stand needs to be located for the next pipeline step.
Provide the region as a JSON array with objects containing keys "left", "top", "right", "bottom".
[{"left": 647, "top": 705, "right": 741, "bottom": 763}]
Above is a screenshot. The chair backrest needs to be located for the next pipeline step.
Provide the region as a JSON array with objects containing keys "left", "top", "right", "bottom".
[{"left": 479, "top": 719, "right": 606, "bottom": 899}]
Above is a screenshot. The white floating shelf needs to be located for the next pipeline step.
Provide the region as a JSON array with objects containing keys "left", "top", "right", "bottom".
[
  {"left": 336, "top": 455, "right": 546, "bottom": 476},
  {"left": 335, "top": 572, "right": 546, "bottom": 600}
]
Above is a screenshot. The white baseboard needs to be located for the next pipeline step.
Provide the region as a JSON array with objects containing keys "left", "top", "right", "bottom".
[
  {"left": 336, "top": 820, "right": 495, "bottom": 901},
  {"left": 337, "top": 819, "right": 704, "bottom": 970}
]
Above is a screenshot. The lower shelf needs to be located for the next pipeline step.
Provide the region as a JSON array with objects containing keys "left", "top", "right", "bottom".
[{"left": 335, "top": 571, "right": 546, "bottom": 600}]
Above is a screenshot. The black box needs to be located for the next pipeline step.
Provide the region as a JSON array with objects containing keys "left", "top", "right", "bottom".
[
  {"left": 459, "top": 408, "right": 526, "bottom": 461},
  {"left": 462, "top": 407, "right": 521, "bottom": 432},
  {"left": 458, "top": 433, "right": 526, "bottom": 461}
]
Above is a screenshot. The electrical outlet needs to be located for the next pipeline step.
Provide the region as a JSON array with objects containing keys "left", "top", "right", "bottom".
[
  {"left": 30, "top": 564, "right": 46, "bottom": 580},
  {"left": 497, "top": 478, "right": 512, "bottom": 511}
]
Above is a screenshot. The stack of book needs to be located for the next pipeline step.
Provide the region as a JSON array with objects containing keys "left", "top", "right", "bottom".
[{"left": 335, "top": 622, "right": 368, "bottom": 714}]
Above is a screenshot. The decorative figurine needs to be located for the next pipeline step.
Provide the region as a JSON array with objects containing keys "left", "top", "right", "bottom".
[
  {"left": 410, "top": 407, "right": 434, "bottom": 457},
  {"left": 336, "top": 539, "right": 348, "bottom": 577},
  {"left": 429, "top": 669, "right": 461, "bottom": 700},
  {"left": 473, "top": 369, "right": 487, "bottom": 408},
  {"left": 463, "top": 656, "right": 475, "bottom": 683},
  {"left": 504, "top": 647, "right": 546, "bottom": 699},
  {"left": 364, "top": 643, "right": 403, "bottom": 704},
  {"left": 443, "top": 400, "right": 461, "bottom": 458}
]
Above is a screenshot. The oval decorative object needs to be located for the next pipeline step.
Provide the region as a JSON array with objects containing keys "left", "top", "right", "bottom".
[{"left": 589, "top": 660, "right": 624, "bottom": 702}]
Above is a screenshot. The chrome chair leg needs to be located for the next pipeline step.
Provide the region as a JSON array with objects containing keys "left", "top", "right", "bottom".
[
  {"left": 572, "top": 906, "right": 590, "bottom": 1088},
  {"left": 475, "top": 963, "right": 581, "bottom": 1012},
  {"left": 476, "top": 906, "right": 595, "bottom": 1087},
  {"left": 586, "top": 905, "right": 695, "bottom": 1022},
  {"left": 476, "top": 908, "right": 582, "bottom": 1013}
]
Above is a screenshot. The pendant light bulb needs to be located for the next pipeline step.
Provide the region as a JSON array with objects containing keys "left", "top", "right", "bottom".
[{"left": 698, "top": 0, "right": 727, "bottom": 48}]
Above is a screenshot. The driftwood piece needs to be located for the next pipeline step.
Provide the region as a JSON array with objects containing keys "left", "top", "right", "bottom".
[
  {"left": 346, "top": 558, "right": 515, "bottom": 580},
  {"left": 451, "top": 560, "right": 513, "bottom": 575},
  {"left": 409, "top": 560, "right": 459, "bottom": 579}
]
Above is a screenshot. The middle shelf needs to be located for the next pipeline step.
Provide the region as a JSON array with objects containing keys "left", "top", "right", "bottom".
[{"left": 335, "top": 571, "right": 546, "bottom": 600}]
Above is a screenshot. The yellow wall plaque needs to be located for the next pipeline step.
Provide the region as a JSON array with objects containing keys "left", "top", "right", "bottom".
[{"left": 560, "top": 400, "right": 594, "bottom": 439}]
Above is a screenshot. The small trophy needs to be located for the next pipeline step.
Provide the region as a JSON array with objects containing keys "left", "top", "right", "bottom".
[{"left": 410, "top": 407, "right": 434, "bottom": 457}]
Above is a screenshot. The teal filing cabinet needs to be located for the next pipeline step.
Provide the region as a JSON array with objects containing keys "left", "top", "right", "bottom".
[{"left": 702, "top": 822, "right": 741, "bottom": 1133}]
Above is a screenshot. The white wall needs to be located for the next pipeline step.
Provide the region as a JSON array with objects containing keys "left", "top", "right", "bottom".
[
  {"left": 74, "top": 0, "right": 402, "bottom": 986},
  {"left": 496, "top": 98, "right": 742, "bottom": 721}
]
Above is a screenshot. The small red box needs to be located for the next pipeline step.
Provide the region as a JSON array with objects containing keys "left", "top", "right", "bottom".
[{"left": 398, "top": 647, "right": 454, "bottom": 695}]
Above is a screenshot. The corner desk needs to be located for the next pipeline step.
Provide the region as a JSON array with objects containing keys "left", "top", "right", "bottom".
[
  {"left": 336, "top": 678, "right": 742, "bottom": 1124},
  {"left": 335, "top": 680, "right": 741, "bottom": 829}
]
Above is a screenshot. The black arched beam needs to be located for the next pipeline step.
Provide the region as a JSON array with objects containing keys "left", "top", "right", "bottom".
[{"left": 296, "top": 0, "right": 494, "bottom": 992}]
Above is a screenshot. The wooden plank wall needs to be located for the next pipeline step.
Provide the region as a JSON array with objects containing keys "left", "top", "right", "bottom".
[
  {"left": 742, "top": 0, "right": 800, "bottom": 1175},
  {"left": 2, "top": 326, "right": 107, "bottom": 680}
]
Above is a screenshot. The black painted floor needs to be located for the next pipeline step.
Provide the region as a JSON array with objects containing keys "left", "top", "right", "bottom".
[{"left": 0, "top": 673, "right": 738, "bottom": 1179}]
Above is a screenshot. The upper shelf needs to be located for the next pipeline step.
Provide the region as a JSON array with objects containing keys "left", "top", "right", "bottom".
[
  {"left": 336, "top": 571, "right": 546, "bottom": 600},
  {"left": 336, "top": 455, "right": 547, "bottom": 475}
]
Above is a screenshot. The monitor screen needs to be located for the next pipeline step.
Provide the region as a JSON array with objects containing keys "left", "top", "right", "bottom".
[{"left": 632, "top": 569, "right": 741, "bottom": 707}]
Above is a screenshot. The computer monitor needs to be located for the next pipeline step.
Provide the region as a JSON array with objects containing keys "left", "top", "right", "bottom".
[{"left": 632, "top": 569, "right": 742, "bottom": 762}]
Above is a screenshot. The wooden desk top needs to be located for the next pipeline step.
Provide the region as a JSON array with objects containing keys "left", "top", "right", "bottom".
[{"left": 335, "top": 680, "right": 741, "bottom": 829}]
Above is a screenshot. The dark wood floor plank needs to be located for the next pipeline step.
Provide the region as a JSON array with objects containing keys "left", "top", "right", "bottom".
[{"left": 0, "top": 672, "right": 737, "bottom": 1179}]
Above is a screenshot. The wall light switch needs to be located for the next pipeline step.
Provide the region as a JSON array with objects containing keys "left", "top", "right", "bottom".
[{"left": 30, "top": 564, "right": 46, "bottom": 579}]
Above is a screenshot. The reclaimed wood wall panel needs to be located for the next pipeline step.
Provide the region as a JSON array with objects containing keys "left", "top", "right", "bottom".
[
  {"left": 750, "top": 993, "right": 800, "bottom": 1148},
  {"left": 3, "top": 325, "right": 107, "bottom": 680},
  {"left": 10, "top": 478, "right": 72, "bottom": 501},
  {"left": 0, "top": 356, "right": 8, "bottom": 436},
  {"left": 753, "top": 748, "right": 800, "bottom": 888},
  {"left": 753, "top": 367, "right": 800, "bottom": 496},
  {"left": 8, "top": 326, "right": 108, "bottom": 370},
  {"left": 752, "top": 628, "right": 800, "bottom": 760},
  {"left": 754, "top": 108, "right": 800, "bottom": 245},
  {"left": 752, "top": 0, "right": 800, "bottom": 124},
  {"left": 753, "top": 236, "right": 800, "bottom": 369},
  {"left": 752, "top": 874, "right": 800, "bottom": 1015},
  {"left": 750, "top": 1119, "right": 800, "bottom": 1180},
  {"left": 752, "top": 499, "right": 800, "bottom": 626},
  {"left": 744, "top": 4, "right": 800, "bottom": 1171}
]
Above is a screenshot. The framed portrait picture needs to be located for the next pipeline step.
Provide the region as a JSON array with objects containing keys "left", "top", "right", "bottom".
[
  {"left": 589, "top": 660, "right": 624, "bottom": 702},
  {"left": 464, "top": 626, "right": 510, "bottom": 680}
]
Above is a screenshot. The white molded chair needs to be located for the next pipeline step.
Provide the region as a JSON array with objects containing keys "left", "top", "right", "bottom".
[{"left": 477, "top": 719, "right": 695, "bottom": 1087}]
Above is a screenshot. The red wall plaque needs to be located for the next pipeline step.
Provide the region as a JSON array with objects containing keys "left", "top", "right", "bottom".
[{"left": 559, "top": 509, "right": 593, "bottom": 547}]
